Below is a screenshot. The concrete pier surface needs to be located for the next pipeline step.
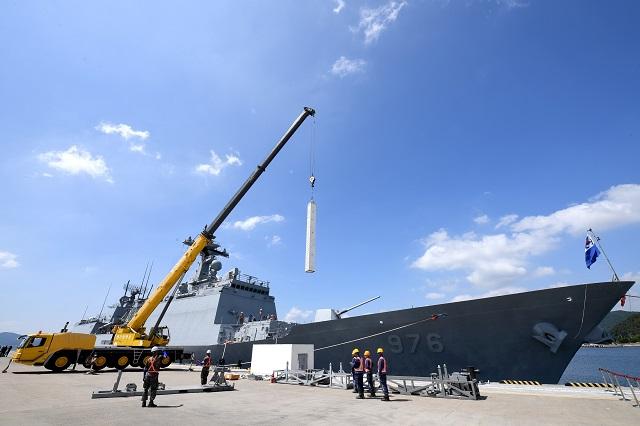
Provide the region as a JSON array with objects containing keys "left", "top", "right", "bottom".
[{"left": 0, "top": 363, "right": 637, "bottom": 425}]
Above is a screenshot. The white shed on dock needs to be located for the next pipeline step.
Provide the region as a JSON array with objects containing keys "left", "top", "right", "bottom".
[{"left": 250, "top": 344, "right": 314, "bottom": 376}]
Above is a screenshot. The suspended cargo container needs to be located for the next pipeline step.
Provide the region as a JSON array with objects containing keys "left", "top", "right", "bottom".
[{"left": 305, "top": 199, "right": 316, "bottom": 273}]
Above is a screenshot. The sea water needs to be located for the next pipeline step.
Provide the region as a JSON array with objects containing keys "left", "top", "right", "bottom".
[{"left": 559, "top": 346, "right": 640, "bottom": 383}]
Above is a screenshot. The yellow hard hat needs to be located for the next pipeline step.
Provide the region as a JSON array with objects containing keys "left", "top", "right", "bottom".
[
  {"left": 352, "top": 348, "right": 360, "bottom": 355},
  {"left": 377, "top": 347, "right": 384, "bottom": 354},
  {"left": 364, "top": 350, "right": 371, "bottom": 356}
]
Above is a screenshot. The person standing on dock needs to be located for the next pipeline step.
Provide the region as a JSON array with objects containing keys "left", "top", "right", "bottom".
[
  {"left": 142, "top": 347, "right": 163, "bottom": 408},
  {"left": 377, "top": 348, "right": 389, "bottom": 401},
  {"left": 351, "top": 348, "right": 365, "bottom": 399},
  {"left": 201, "top": 350, "right": 212, "bottom": 385},
  {"left": 363, "top": 350, "right": 376, "bottom": 398}
]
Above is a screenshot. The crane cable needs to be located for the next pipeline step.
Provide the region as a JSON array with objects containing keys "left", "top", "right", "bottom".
[{"left": 309, "top": 115, "right": 316, "bottom": 199}]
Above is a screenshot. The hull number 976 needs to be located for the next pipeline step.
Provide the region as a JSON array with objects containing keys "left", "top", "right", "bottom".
[{"left": 387, "top": 333, "right": 443, "bottom": 353}]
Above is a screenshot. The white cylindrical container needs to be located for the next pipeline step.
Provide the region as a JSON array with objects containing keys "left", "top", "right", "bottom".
[{"left": 305, "top": 199, "right": 316, "bottom": 273}]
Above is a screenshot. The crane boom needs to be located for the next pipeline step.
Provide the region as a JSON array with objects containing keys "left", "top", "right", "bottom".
[{"left": 112, "top": 107, "right": 316, "bottom": 347}]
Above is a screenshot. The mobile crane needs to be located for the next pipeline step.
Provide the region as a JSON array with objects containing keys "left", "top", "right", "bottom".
[{"left": 9, "top": 107, "right": 316, "bottom": 372}]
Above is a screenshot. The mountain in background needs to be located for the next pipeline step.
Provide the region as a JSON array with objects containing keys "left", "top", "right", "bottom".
[
  {"left": 0, "top": 332, "right": 22, "bottom": 347},
  {"left": 598, "top": 310, "right": 639, "bottom": 332},
  {"left": 610, "top": 313, "right": 640, "bottom": 343}
]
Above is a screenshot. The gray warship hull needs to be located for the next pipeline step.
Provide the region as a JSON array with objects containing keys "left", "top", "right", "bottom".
[{"left": 180, "top": 281, "right": 632, "bottom": 384}]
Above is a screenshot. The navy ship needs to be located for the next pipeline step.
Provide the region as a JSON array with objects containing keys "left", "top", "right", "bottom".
[
  {"left": 67, "top": 105, "right": 633, "bottom": 382},
  {"left": 74, "top": 243, "right": 633, "bottom": 384}
]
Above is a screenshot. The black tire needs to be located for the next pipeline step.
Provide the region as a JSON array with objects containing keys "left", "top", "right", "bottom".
[
  {"left": 114, "top": 354, "right": 131, "bottom": 370},
  {"left": 45, "top": 352, "right": 72, "bottom": 372},
  {"left": 93, "top": 354, "right": 108, "bottom": 371},
  {"left": 160, "top": 354, "right": 173, "bottom": 368}
]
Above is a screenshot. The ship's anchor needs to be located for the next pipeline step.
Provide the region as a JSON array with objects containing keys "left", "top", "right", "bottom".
[{"left": 532, "top": 322, "right": 567, "bottom": 353}]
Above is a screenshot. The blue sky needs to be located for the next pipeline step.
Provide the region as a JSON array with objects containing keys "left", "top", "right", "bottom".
[{"left": 1, "top": 1, "right": 639, "bottom": 333}]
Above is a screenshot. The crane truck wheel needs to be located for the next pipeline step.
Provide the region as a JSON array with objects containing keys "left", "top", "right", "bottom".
[
  {"left": 93, "top": 355, "right": 108, "bottom": 371},
  {"left": 114, "top": 354, "right": 130, "bottom": 370},
  {"left": 160, "top": 354, "right": 173, "bottom": 368},
  {"left": 45, "top": 352, "right": 72, "bottom": 372}
]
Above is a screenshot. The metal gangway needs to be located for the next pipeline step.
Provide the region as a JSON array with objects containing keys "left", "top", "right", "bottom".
[
  {"left": 599, "top": 368, "right": 640, "bottom": 408},
  {"left": 387, "top": 364, "right": 481, "bottom": 400},
  {"left": 272, "top": 362, "right": 353, "bottom": 389},
  {"left": 272, "top": 362, "right": 481, "bottom": 400}
]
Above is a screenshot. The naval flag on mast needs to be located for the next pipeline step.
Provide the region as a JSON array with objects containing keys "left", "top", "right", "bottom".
[{"left": 584, "top": 235, "right": 600, "bottom": 269}]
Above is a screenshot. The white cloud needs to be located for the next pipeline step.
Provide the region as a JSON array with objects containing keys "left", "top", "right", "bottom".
[
  {"left": 534, "top": 266, "right": 555, "bottom": 277},
  {"left": 129, "top": 144, "right": 145, "bottom": 153},
  {"left": 495, "top": 214, "right": 518, "bottom": 229},
  {"left": 267, "top": 235, "right": 282, "bottom": 247},
  {"left": 232, "top": 214, "right": 284, "bottom": 231},
  {"left": 195, "top": 150, "right": 242, "bottom": 176},
  {"left": 473, "top": 214, "right": 490, "bottom": 225},
  {"left": 96, "top": 122, "right": 149, "bottom": 140},
  {"left": 38, "top": 145, "right": 113, "bottom": 182},
  {"left": 0, "top": 251, "right": 19, "bottom": 269},
  {"left": 284, "top": 306, "right": 314, "bottom": 323},
  {"left": 333, "top": 0, "right": 345, "bottom": 14},
  {"left": 353, "top": 1, "right": 407, "bottom": 44},
  {"left": 95, "top": 122, "right": 157, "bottom": 157},
  {"left": 621, "top": 271, "right": 640, "bottom": 282},
  {"left": 412, "top": 184, "right": 640, "bottom": 288},
  {"left": 330, "top": 56, "right": 367, "bottom": 78},
  {"left": 496, "top": 0, "right": 529, "bottom": 9},
  {"left": 425, "top": 292, "right": 444, "bottom": 300},
  {"left": 512, "top": 184, "right": 640, "bottom": 236}
]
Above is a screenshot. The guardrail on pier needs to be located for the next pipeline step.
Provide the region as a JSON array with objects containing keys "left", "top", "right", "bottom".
[{"left": 599, "top": 368, "right": 640, "bottom": 408}]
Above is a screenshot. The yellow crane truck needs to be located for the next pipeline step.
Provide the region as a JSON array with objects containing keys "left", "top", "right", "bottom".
[{"left": 10, "top": 107, "right": 315, "bottom": 372}]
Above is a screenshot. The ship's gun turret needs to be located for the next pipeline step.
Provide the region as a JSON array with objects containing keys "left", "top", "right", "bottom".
[
  {"left": 111, "top": 107, "right": 316, "bottom": 348},
  {"left": 314, "top": 296, "right": 381, "bottom": 322}
]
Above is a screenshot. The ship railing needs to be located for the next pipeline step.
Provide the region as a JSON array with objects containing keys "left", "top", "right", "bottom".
[
  {"left": 599, "top": 368, "right": 640, "bottom": 408},
  {"left": 237, "top": 273, "right": 269, "bottom": 288}
]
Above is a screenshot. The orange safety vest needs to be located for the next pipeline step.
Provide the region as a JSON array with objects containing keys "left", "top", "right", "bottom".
[
  {"left": 147, "top": 356, "right": 159, "bottom": 374},
  {"left": 378, "top": 356, "right": 387, "bottom": 374},
  {"left": 355, "top": 356, "right": 364, "bottom": 372},
  {"left": 364, "top": 357, "right": 372, "bottom": 372}
]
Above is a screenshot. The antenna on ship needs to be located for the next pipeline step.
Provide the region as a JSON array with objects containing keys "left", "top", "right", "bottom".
[
  {"left": 142, "top": 261, "right": 154, "bottom": 296},
  {"left": 587, "top": 229, "right": 619, "bottom": 282},
  {"left": 97, "top": 284, "right": 112, "bottom": 321},
  {"left": 139, "top": 262, "right": 149, "bottom": 293},
  {"left": 80, "top": 305, "right": 88, "bottom": 321}
]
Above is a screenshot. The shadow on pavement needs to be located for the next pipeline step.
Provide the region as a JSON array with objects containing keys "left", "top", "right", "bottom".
[{"left": 11, "top": 367, "right": 182, "bottom": 375}]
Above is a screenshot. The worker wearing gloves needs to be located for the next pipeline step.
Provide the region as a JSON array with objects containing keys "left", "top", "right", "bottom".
[
  {"left": 351, "top": 348, "right": 365, "bottom": 399},
  {"left": 377, "top": 347, "right": 389, "bottom": 401},
  {"left": 201, "top": 349, "right": 212, "bottom": 385},
  {"left": 142, "top": 347, "right": 163, "bottom": 407},
  {"left": 363, "top": 350, "right": 376, "bottom": 397}
]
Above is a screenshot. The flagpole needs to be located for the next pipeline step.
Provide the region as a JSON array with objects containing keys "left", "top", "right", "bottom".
[{"left": 587, "top": 228, "right": 619, "bottom": 281}]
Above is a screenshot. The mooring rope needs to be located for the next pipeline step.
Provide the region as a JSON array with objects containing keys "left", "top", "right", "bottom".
[
  {"left": 314, "top": 313, "right": 447, "bottom": 352},
  {"left": 573, "top": 284, "right": 588, "bottom": 339}
]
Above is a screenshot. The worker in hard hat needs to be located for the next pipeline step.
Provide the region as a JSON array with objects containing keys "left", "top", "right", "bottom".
[
  {"left": 363, "top": 350, "right": 376, "bottom": 397},
  {"left": 201, "top": 349, "right": 212, "bottom": 385},
  {"left": 376, "top": 347, "right": 389, "bottom": 401},
  {"left": 142, "top": 346, "right": 164, "bottom": 408},
  {"left": 350, "top": 348, "right": 365, "bottom": 399}
]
